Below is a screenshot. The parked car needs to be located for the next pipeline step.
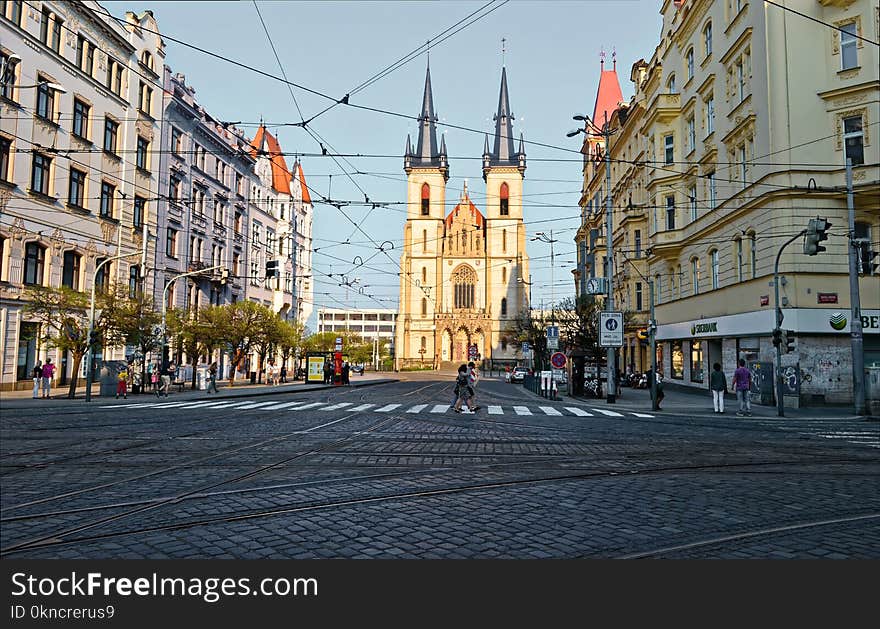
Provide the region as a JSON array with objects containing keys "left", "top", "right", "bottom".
[
  {"left": 510, "top": 367, "right": 529, "bottom": 383},
  {"left": 351, "top": 364, "right": 365, "bottom": 375}
]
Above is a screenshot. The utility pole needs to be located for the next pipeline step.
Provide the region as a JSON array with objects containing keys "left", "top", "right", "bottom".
[
  {"left": 846, "top": 159, "right": 866, "bottom": 415},
  {"left": 649, "top": 279, "right": 658, "bottom": 411},
  {"left": 773, "top": 230, "right": 807, "bottom": 417},
  {"left": 160, "top": 265, "right": 227, "bottom": 371},
  {"left": 603, "top": 113, "right": 617, "bottom": 404}
]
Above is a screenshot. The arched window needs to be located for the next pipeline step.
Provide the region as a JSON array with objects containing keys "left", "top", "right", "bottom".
[
  {"left": 686, "top": 48, "right": 694, "bottom": 81},
  {"left": 422, "top": 267, "right": 427, "bottom": 283},
  {"left": 140, "top": 50, "right": 154, "bottom": 72},
  {"left": 703, "top": 22, "right": 713, "bottom": 57},
  {"left": 452, "top": 265, "right": 476, "bottom": 309},
  {"left": 421, "top": 183, "right": 430, "bottom": 216},
  {"left": 748, "top": 232, "right": 757, "bottom": 278},
  {"left": 422, "top": 229, "right": 427, "bottom": 253},
  {"left": 421, "top": 298, "right": 427, "bottom": 316},
  {"left": 666, "top": 74, "right": 676, "bottom": 94},
  {"left": 499, "top": 182, "right": 509, "bottom": 215},
  {"left": 735, "top": 237, "right": 743, "bottom": 282},
  {"left": 691, "top": 257, "right": 700, "bottom": 295},
  {"left": 420, "top": 336, "right": 427, "bottom": 349},
  {"left": 502, "top": 229, "right": 507, "bottom": 252},
  {"left": 501, "top": 297, "right": 507, "bottom": 316}
]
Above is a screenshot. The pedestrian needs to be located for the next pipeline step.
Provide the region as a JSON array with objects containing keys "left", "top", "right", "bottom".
[
  {"left": 206, "top": 361, "right": 219, "bottom": 394},
  {"left": 452, "top": 364, "right": 479, "bottom": 414},
  {"left": 709, "top": 362, "right": 727, "bottom": 414},
  {"left": 323, "top": 361, "right": 332, "bottom": 385},
  {"left": 265, "top": 361, "right": 275, "bottom": 386},
  {"left": 733, "top": 358, "right": 752, "bottom": 417},
  {"left": 467, "top": 361, "right": 479, "bottom": 403},
  {"left": 41, "top": 358, "right": 56, "bottom": 399},
  {"left": 116, "top": 367, "right": 128, "bottom": 399},
  {"left": 647, "top": 367, "right": 664, "bottom": 409},
  {"left": 32, "top": 361, "right": 42, "bottom": 399},
  {"left": 342, "top": 361, "right": 350, "bottom": 386},
  {"left": 157, "top": 362, "right": 171, "bottom": 397},
  {"left": 280, "top": 364, "right": 287, "bottom": 383},
  {"left": 149, "top": 362, "right": 159, "bottom": 394}
]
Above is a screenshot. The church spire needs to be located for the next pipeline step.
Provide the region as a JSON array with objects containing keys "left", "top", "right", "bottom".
[
  {"left": 485, "top": 67, "right": 526, "bottom": 179},
  {"left": 415, "top": 65, "right": 440, "bottom": 166}
]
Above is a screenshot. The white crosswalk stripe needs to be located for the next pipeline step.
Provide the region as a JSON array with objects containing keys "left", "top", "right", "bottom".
[
  {"left": 235, "top": 401, "right": 284, "bottom": 410},
  {"left": 488, "top": 406, "right": 503, "bottom": 415},
  {"left": 350, "top": 403, "right": 375, "bottom": 411},
  {"left": 321, "top": 402, "right": 353, "bottom": 411},
  {"left": 208, "top": 401, "right": 258, "bottom": 409},
  {"left": 591, "top": 408, "right": 624, "bottom": 417},
  {"left": 375, "top": 403, "right": 401, "bottom": 413},
  {"left": 564, "top": 407, "right": 593, "bottom": 416},
  {"left": 260, "top": 401, "right": 306, "bottom": 410},
  {"left": 430, "top": 404, "right": 450, "bottom": 414},
  {"left": 294, "top": 402, "right": 325, "bottom": 410},
  {"left": 513, "top": 406, "right": 532, "bottom": 415},
  {"left": 631, "top": 412, "right": 655, "bottom": 418},
  {"left": 539, "top": 406, "right": 562, "bottom": 416},
  {"left": 406, "top": 404, "right": 428, "bottom": 413}
]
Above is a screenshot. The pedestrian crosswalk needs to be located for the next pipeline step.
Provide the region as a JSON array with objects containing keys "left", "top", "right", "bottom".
[{"left": 98, "top": 398, "right": 654, "bottom": 419}]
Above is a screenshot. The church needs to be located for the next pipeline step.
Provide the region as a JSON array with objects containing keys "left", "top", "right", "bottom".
[{"left": 395, "top": 66, "right": 530, "bottom": 370}]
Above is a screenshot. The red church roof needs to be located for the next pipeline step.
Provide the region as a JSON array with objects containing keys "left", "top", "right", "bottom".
[
  {"left": 296, "top": 161, "right": 311, "bottom": 204},
  {"left": 250, "top": 125, "right": 291, "bottom": 195},
  {"left": 445, "top": 199, "right": 485, "bottom": 228},
  {"left": 592, "top": 63, "right": 624, "bottom": 129}
]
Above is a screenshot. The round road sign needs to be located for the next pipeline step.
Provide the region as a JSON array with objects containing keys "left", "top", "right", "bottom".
[{"left": 550, "top": 352, "right": 567, "bottom": 369}]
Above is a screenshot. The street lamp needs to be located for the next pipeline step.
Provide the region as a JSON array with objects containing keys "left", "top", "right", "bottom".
[
  {"left": 0, "top": 53, "right": 21, "bottom": 85},
  {"left": 531, "top": 231, "right": 558, "bottom": 322},
  {"left": 568, "top": 112, "right": 618, "bottom": 403},
  {"left": 160, "top": 264, "right": 227, "bottom": 370}
]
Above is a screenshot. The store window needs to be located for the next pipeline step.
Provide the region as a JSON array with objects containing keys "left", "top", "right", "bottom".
[
  {"left": 691, "top": 342, "right": 704, "bottom": 383},
  {"left": 671, "top": 341, "right": 684, "bottom": 379}
]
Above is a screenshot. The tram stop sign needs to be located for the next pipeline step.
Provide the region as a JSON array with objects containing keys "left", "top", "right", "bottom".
[{"left": 550, "top": 352, "right": 567, "bottom": 369}]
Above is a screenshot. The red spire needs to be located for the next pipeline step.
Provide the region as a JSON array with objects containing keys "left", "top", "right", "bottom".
[{"left": 592, "top": 57, "right": 624, "bottom": 128}]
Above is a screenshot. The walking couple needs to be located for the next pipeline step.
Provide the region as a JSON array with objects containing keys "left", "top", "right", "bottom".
[{"left": 452, "top": 362, "right": 480, "bottom": 414}]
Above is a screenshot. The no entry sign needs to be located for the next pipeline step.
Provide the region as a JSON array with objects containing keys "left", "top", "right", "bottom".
[{"left": 550, "top": 352, "right": 567, "bottom": 369}]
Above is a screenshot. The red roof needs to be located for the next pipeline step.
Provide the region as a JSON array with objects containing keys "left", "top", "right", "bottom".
[
  {"left": 445, "top": 199, "right": 485, "bottom": 228},
  {"left": 250, "top": 125, "right": 291, "bottom": 194},
  {"left": 592, "top": 67, "right": 624, "bottom": 129},
  {"left": 296, "top": 162, "right": 311, "bottom": 204}
]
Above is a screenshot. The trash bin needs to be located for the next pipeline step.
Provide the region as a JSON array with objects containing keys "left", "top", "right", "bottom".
[{"left": 250, "top": 371, "right": 257, "bottom": 384}]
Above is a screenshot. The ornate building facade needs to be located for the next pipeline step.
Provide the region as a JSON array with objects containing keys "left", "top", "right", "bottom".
[{"left": 396, "top": 66, "right": 530, "bottom": 369}]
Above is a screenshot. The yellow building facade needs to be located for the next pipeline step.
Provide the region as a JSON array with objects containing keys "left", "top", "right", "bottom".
[
  {"left": 396, "top": 68, "right": 529, "bottom": 369},
  {"left": 575, "top": 0, "right": 879, "bottom": 405}
]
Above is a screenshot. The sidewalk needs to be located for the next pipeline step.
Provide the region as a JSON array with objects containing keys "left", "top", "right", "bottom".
[
  {"left": 0, "top": 373, "right": 398, "bottom": 410},
  {"left": 519, "top": 379, "right": 871, "bottom": 420}
]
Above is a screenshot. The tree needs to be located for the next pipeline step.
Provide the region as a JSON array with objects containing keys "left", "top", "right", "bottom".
[
  {"left": 212, "top": 301, "right": 273, "bottom": 386},
  {"left": 556, "top": 296, "right": 603, "bottom": 362},
  {"left": 101, "top": 283, "right": 161, "bottom": 391},
  {"left": 278, "top": 319, "right": 305, "bottom": 372},
  {"left": 512, "top": 309, "right": 549, "bottom": 370},
  {"left": 250, "top": 308, "right": 284, "bottom": 383},
  {"left": 166, "top": 306, "right": 225, "bottom": 390},
  {"left": 23, "top": 285, "right": 110, "bottom": 399}
]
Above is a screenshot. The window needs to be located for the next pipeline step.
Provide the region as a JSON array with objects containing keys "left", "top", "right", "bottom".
[
  {"left": 24, "top": 243, "right": 45, "bottom": 285},
  {"left": 36, "top": 80, "right": 57, "bottom": 122},
  {"left": 667, "top": 74, "right": 676, "bottom": 94},
  {"left": 422, "top": 229, "right": 427, "bottom": 253},
  {"left": 711, "top": 249, "right": 720, "bottom": 289},
  {"left": 100, "top": 181, "right": 115, "bottom": 218},
  {"left": 30, "top": 153, "right": 52, "bottom": 195},
  {"left": 4, "top": 1, "right": 23, "bottom": 27},
  {"left": 103, "top": 118, "right": 118, "bottom": 154},
  {"left": 62, "top": 251, "right": 80, "bottom": 290},
  {"left": 163, "top": 227, "right": 177, "bottom": 258},
  {"left": 68, "top": 168, "right": 86, "bottom": 208},
  {"left": 234, "top": 212, "right": 242, "bottom": 235},
  {"left": 0, "top": 137, "right": 10, "bottom": 182},
  {"left": 749, "top": 233, "right": 757, "bottom": 278},
  {"left": 171, "top": 127, "right": 183, "bottom": 155},
  {"left": 692, "top": 257, "right": 700, "bottom": 294},
  {"left": 421, "top": 298, "right": 427, "bottom": 316},
  {"left": 840, "top": 22, "right": 858, "bottom": 70},
  {"left": 94, "top": 258, "right": 110, "bottom": 293},
  {"left": 422, "top": 267, "right": 427, "bottom": 283},
  {"left": 452, "top": 265, "right": 476, "bottom": 309},
  {"left": 691, "top": 342, "right": 704, "bottom": 383},
  {"left": 686, "top": 48, "right": 694, "bottom": 81},
  {"left": 40, "top": 8, "right": 62, "bottom": 53},
  {"left": 634, "top": 230, "right": 642, "bottom": 258},
  {"left": 689, "top": 185, "right": 698, "bottom": 222},
  {"left": 502, "top": 229, "right": 507, "bottom": 252},
  {"left": 105, "top": 58, "right": 123, "bottom": 96},
  {"left": 671, "top": 341, "right": 683, "bottom": 379},
  {"left": 843, "top": 115, "right": 864, "bottom": 166},
  {"left": 72, "top": 99, "right": 90, "bottom": 139},
  {"left": 138, "top": 82, "right": 153, "bottom": 116},
  {"left": 739, "top": 144, "right": 747, "bottom": 189},
  {"left": 687, "top": 117, "right": 695, "bottom": 153},
  {"left": 635, "top": 282, "right": 643, "bottom": 311},
  {"left": 664, "top": 135, "right": 674, "bottom": 164},
  {"left": 736, "top": 60, "right": 745, "bottom": 102},
  {"left": 169, "top": 176, "right": 182, "bottom": 204},
  {"left": 266, "top": 229, "right": 276, "bottom": 253},
  {"left": 704, "top": 22, "right": 713, "bottom": 57},
  {"left": 0, "top": 50, "right": 17, "bottom": 100},
  {"left": 502, "top": 267, "right": 507, "bottom": 283},
  {"left": 501, "top": 297, "right": 507, "bottom": 316},
  {"left": 140, "top": 50, "right": 154, "bottom": 72},
  {"left": 421, "top": 182, "right": 430, "bottom": 216},
  {"left": 77, "top": 35, "right": 94, "bottom": 77},
  {"left": 232, "top": 252, "right": 240, "bottom": 276},
  {"left": 665, "top": 195, "right": 675, "bottom": 230},
  {"left": 706, "top": 95, "right": 715, "bottom": 135},
  {"left": 252, "top": 222, "right": 262, "bottom": 246},
  {"left": 676, "top": 264, "right": 682, "bottom": 298},
  {"left": 136, "top": 136, "right": 149, "bottom": 171},
  {"left": 133, "top": 196, "right": 145, "bottom": 228},
  {"left": 500, "top": 182, "right": 509, "bottom": 215},
  {"left": 707, "top": 171, "right": 716, "bottom": 209},
  {"left": 128, "top": 265, "right": 140, "bottom": 298},
  {"left": 736, "top": 238, "right": 744, "bottom": 282}
]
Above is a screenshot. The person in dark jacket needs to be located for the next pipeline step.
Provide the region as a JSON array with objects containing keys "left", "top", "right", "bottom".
[
  {"left": 452, "top": 364, "right": 479, "bottom": 414},
  {"left": 709, "top": 362, "right": 728, "bottom": 414}
]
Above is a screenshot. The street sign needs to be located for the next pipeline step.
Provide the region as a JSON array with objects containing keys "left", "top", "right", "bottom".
[
  {"left": 522, "top": 342, "right": 530, "bottom": 353},
  {"left": 599, "top": 311, "right": 624, "bottom": 347},
  {"left": 546, "top": 326, "right": 559, "bottom": 350},
  {"left": 335, "top": 336, "right": 343, "bottom": 351},
  {"left": 550, "top": 352, "right": 567, "bottom": 369}
]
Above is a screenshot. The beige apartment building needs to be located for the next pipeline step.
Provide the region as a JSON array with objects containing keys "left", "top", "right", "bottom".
[{"left": 575, "top": 0, "right": 879, "bottom": 405}]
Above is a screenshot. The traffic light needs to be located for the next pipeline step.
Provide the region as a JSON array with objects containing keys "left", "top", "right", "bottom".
[
  {"left": 220, "top": 268, "right": 229, "bottom": 285},
  {"left": 772, "top": 327, "right": 782, "bottom": 347},
  {"left": 861, "top": 247, "right": 879, "bottom": 275},
  {"left": 266, "top": 259, "right": 280, "bottom": 278},
  {"left": 803, "top": 217, "right": 831, "bottom": 256},
  {"left": 783, "top": 329, "right": 795, "bottom": 354},
  {"left": 89, "top": 329, "right": 100, "bottom": 347}
]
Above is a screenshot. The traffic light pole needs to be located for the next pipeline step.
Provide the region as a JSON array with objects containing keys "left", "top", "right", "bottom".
[
  {"left": 649, "top": 279, "right": 658, "bottom": 411},
  {"left": 773, "top": 230, "right": 807, "bottom": 417},
  {"left": 603, "top": 115, "right": 617, "bottom": 404},
  {"left": 84, "top": 252, "right": 141, "bottom": 402},
  {"left": 845, "top": 159, "right": 866, "bottom": 415}
]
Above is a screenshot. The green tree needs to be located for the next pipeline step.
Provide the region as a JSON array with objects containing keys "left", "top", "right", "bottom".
[
  {"left": 211, "top": 301, "right": 273, "bottom": 386},
  {"left": 166, "top": 306, "right": 225, "bottom": 389},
  {"left": 513, "top": 309, "right": 549, "bottom": 370},
  {"left": 101, "top": 283, "right": 161, "bottom": 390},
  {"left": 278, "top": 319, "right": 305, "bottom": 373},
  {"left": 250, "top": 308, "right": 284, "bottom": 383},
  {"left": 556, "top": 296, "right": 603, "bottom": 362},
  {"left": 23, "top": 285, "right": 111, "bottom": 399}
]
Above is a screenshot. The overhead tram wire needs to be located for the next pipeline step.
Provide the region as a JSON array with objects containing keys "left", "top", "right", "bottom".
[{"left": 763, "top": 0, "right": 880, "bottom": 46}]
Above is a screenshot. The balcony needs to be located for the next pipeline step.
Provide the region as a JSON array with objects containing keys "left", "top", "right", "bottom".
[
  {"left": 188, "top": 260, "right": 209, "bottom": 273},
  {"left": 167, "top": 201, "right": 184, "bottom": 222},
  {"left": 191, "top": 213, "right": 207, "bottom": 231}
]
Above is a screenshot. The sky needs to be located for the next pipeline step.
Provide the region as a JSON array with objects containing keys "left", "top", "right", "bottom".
[{"left": 104, "top": 0, "right": 662, "bottom": 331}]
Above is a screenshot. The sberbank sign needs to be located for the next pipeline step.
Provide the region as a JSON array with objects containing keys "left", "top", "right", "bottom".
[{"left": 691, "top": 322, "right": 718, "bottom": 335}]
